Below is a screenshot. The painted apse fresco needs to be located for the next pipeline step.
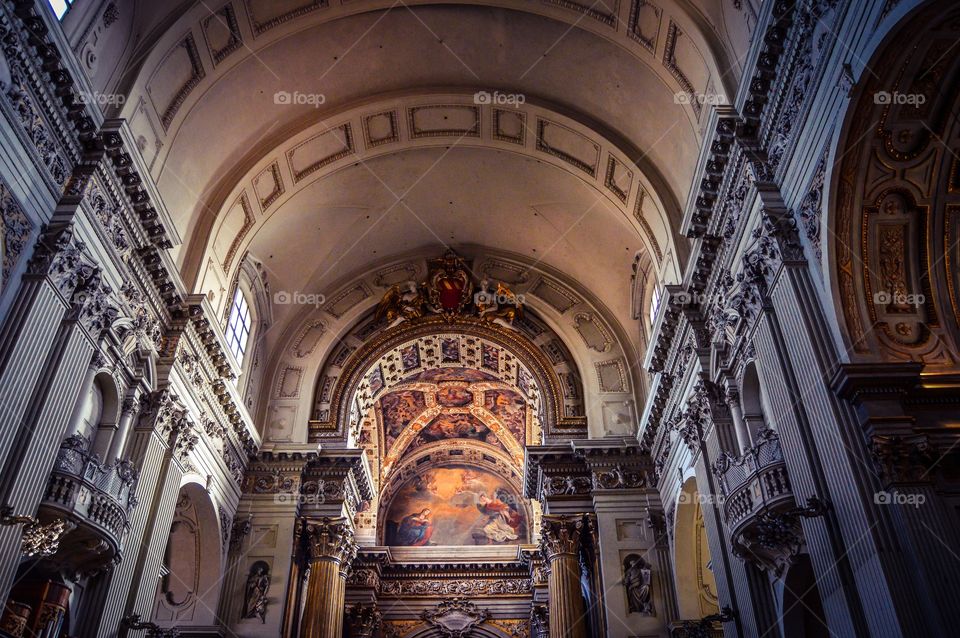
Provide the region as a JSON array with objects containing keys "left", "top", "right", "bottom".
[{"left": 384, "top": 466, "right": 527, "bottom": 546}]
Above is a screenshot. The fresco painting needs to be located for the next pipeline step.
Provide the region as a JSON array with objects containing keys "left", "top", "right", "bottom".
[
  {"left": 484, "top": 389, "right": 526, "bottom": 443},
  {"left": 384, "top": 466, "right": 527, "bottom": 546},
  {"left": 368, "top": 365, "right": 385, "bottom": 395},
  {"left": 435, "top": 386, "right": 474, "bottom": 407},
  {"left": 409, "top": 413, "right": 500, "bottom": 452},
  {"left": 400, "top": 344, "right": 421, "bottom": 371},
  {"left": 379, "top": 390, "right": 427, "bottom": 449},
  {"left": 441, "top": 338, "right": 460, "bottom": 362},
  {"left": 481, "top": 344, "right": 500, "bottom": 371},
  {"left": 405, "top": 367, "right": 498, "bottom": 383}
]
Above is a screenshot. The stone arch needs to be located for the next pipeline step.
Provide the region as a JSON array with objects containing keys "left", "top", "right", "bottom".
[
  {"left": 153, "top": 481, "right": 224, "bottom": 628},
  {"left": 828, "top": 0, "right": 960, "bottom": 368},
  {"left": 314, "top": 315, "right": 583, "bottom": 443},
  {"left": 262, "top": 248, "right": 641, "bottom": 445},
  {"left": 673, "top": 477, "right": 719, "bottom": 619}
]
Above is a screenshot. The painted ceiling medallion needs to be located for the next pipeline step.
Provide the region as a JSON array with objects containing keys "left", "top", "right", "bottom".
[{"left": 374, "top": 251, "right": 523, "bottom": 327}]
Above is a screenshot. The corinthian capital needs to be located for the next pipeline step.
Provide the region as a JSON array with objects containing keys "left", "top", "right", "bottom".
[
  {"left": 303, "top": 517, "right": 358, "bottom": 568},
  {"left": 539, "top": 514, "right": 584, "bottom": 562}
]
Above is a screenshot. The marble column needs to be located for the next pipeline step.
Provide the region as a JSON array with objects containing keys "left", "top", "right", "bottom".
[
  {"left": 300, "top": 518, "right": 358, "bottom": 638},
  {"left": 540, "top": 514, "right": 588, "bottom": 638},
  {"left": 725, "top": 389, "right": 751, "bottom": 454}
]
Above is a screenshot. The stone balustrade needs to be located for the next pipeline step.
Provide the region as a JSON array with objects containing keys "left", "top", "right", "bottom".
[{"left": 37, "top": 435, "right": 139, "bottom": 572}]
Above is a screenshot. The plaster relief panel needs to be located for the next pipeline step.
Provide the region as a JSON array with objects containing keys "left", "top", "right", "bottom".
[
  {"left": 574, "top": 312, "right": 613, "bottom": 352},
  {"left": 616, "top": 519, "right": 647, "bottom": 541},
  {"left": 250, "top": 525, "right": 278, "bottom": 549},
  {"left": 0, "top": 179, "right": 32, "bottom": 293},
  {"left": 479, "top": 259, "right": 529, "bottom": 285},
  {"left": 253, "top": 162, "right": 284, "bottom": 211},
  {"left": 363, "top": 110, "right": 399, "bottom": 147},
  {"left": 276, "top": 366, "right": 304, "bottom": 399},
  {"left": 605, "top": 155, "right": 634, "bottom": 203},
  {"left": 530, "top": 277, "right": 580, "bottom": 313},
  {"left": 287, "top": 124, "right": 354, "bottom": 182},
  {"left": 492, "top": 108, "right": 526, "bottom": 144},
  {"left": 536, "top": 119, "right": 600, "bottom": 177},
  {"left": 202, "top": 3, "right": 243, "bottom": 65},
  {"left": 128, "top": 98, "right": 162, "bottom": 172},
  {"left": 663, "top": 22, "right": 710, "bottom": 116},
  {"left": 601, "top": 399, "right": 636, "bottom": 435},
  {"left": 268, "top": 404, "right": 297, "bottom": 441},
  {"left": 375, "top": 262, "right": 419, "bottom": 287},
  {"left": 595, "top": 359, "right": 628, "bottom": 393},
  {"left": 544, "top": 0, "right": 619, "bottom": 27},
  {"left": 214, "top": 193, "right": 254, "bottom": 271},
  {"left": 627, "top": 0, "right": 661, "bottom": 52},
  {"left": 245, "top": 0, "right": 327, "bottom": 35},
  {"left": 323, "top": 282, "right": 371, "bottom": 318},
  {"left": 634, "top": 191, "right": 663, "bottom": 262},
  {"left": 408, "top": 105, "right": 480, "bottom": 138},
  {"left": 147, "top": 34, "right": 206, "bottom": 130},
  {"left": 292, "top": 320, "right": 326, "bottom": 358},
  {"left": 200, "top": 258, "right": 228, "bottom": 317}
]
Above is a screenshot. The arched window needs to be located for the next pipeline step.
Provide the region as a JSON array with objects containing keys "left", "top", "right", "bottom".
[
  {"left": 649, "top": 284, "right": 662, "bottom": 326},
  {"left": 75, "top": 380, "right": 104, "bottom": 443},
  {"left": 225, "top": 288, "right": 252, "bottom": 366},
  {"left": 46, "top": 0, "right": 73, "bottom": 19}
]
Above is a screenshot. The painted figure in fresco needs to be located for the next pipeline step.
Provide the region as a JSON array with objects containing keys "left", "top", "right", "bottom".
[
  {"left": 476, "top": 489, "right": 523, "bottom": 543},
  {"left": 420, "top": 414, "right": 490, "bottom": 444},
  {"left": 397, "top": 508, "right": 434, "bottom": 546}
]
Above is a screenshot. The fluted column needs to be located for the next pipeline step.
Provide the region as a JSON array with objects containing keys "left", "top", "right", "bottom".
[
  {"left": 540, "top": 515, "right": 588, "bottom": 638},
  {"left": 300, "top": 518, "right": 358, "bottom": 638}
]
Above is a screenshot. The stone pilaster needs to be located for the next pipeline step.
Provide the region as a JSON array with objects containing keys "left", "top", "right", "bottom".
[
  {"left": 299, "top": 517, "right": 358, "bottom": 638},
  {"left": 540, "top": 514, "right": 588, "bottom": 638},
  {"left": 91, "top": 391, "right": 191, "bottom": 638}
]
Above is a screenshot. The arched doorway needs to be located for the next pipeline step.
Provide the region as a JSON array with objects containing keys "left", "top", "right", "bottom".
[
  {"left": 153, "top": 482, "right": 223, "bottom": 627},
  {"left": 673, "top": 477, "right": 720, "bottom": 619}
]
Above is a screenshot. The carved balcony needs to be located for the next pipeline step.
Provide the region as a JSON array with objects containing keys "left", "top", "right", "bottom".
[
  {"left": 37, "top": 435, "right": 139, "bottom": 573},
  {"left": 714, "top": 428, "right": 800, "bottom": 572}
]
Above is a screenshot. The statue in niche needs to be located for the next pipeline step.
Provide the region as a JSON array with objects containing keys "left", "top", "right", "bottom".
[
  {"left": 623, "top": 554, "right": 654, "bottom": 615},
  {"left": 242, "top": 561, "right": 270, "bottom": 622}
]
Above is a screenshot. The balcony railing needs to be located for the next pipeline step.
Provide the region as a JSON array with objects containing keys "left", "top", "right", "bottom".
[
  {"left": 715, "top": 428, "right": 793, "bottom": 530},
  {"left": 38, "top": 434, "right": 139, "bottom": 570}
]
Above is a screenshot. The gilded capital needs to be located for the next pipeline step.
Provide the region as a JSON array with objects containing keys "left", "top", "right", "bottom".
[
  {"left": 303, "top": 517, "right": 358, "bottom": 568},
  {"left": 539, "top": 514, "right": 584, "bottom": 563}
]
